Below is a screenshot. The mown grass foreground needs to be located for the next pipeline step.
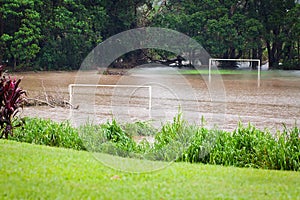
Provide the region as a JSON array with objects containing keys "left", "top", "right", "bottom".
[{"left": 1, "top": 140, "right": 300, "bottom": 199}]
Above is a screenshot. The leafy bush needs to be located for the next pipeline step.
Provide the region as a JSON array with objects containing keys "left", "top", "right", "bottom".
[{"left": 0, "top": 65, "right": 26, "bottom": 138}]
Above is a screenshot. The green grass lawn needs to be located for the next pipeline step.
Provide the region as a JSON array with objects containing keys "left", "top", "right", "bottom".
[{"left": 1, "top": 140, "right": 299, "bottom": 199}]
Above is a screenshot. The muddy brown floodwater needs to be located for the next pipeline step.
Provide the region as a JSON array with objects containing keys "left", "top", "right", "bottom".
[{"left": 13, "top": 69, "right": 300, "bottom": 132}]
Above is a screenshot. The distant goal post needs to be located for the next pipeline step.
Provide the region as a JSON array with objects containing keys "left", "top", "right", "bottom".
[
  {"left": 208, "top": 58, "right": 261, "bottom": 87},
  {"left": 68, "top": 84, "right": 152, "bottom": 111}
]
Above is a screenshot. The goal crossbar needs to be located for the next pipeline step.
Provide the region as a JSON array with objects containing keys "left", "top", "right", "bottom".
[
  {"left": 209, "top": 58, "right": 261, "bottom": 87},
  {"left": 69, "top": 84, "right": 152, "bottom": 110}
]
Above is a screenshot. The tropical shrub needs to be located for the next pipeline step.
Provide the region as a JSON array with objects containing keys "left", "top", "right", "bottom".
[{"left": 0, "top": 65, "right": 26, "bottom": 138}]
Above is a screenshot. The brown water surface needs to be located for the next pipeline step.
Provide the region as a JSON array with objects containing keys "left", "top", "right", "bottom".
[{"left": 14, "top": 69, "right": 300, "bottom": 132}]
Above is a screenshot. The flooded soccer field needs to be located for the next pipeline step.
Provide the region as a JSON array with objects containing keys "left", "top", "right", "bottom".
[{"left": 15, "top": 68, "right": 300, "bottom": 132}]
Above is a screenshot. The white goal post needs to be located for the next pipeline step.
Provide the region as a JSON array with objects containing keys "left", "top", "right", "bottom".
[
  {"left": 209, "top": 58, "right": 261, "bottom": 87},
  {"left": 68, "top": 84, "right": 152, "bottom": 110}
]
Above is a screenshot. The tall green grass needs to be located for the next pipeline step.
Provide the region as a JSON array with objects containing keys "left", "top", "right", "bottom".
[
  {"left": 10, "top": 117, "right": 85, "bottom": 150},
  {"left": 6, "top": 116, "right": 300, "bottom": 171},
  {"left": 209, "top": 123, "right": 300, "bottom": 170},
  {"left": 78, "top": 119, "right": 142, "bottom": 158}
]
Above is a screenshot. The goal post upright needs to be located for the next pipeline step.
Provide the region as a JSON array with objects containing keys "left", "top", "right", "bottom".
[{"left": 209, "top": 58, "right": 261, "bottom": 87}]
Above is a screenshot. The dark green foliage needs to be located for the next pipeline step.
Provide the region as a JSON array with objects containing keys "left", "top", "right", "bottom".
[
  {"left": 0, "top": 0, "right": 107, "bottom": 70},
  {"left": 1, "top": 0, "right": 299, "bottom": 70},
  {"left": 152, "top": 0, "right": 300, "bottom": 69},
  {"left": 0, "top": 1, "right": 41, "bottom": 69}
]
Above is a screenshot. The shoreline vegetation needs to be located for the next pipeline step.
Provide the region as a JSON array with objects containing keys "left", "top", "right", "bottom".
[{"left": 6, "top": 114, "right": 300, "bottom": 172}]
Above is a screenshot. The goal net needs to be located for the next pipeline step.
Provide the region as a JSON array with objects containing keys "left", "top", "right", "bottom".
[
  {"left": 69, "top": 84, "right": 152, "bottom": 124},
  {"left": 208, "top": 58, "right": 261, "bottom": 87}
]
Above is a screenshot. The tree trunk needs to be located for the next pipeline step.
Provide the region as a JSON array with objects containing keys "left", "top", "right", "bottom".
[
  {"left": 251, "top": 48, "right": 258, "bottom": 69},
  {"left": 297, "top": 39, "right": 300, "bottom": 65},
  {"left": 0, "top": 11, "right": 3, "bottom": 36},
  {"left": 267, "top": 41, "right": 276, "bottom": 69},
  {"left": 13, "top": 58, "right": 16, "bottom": 71}
]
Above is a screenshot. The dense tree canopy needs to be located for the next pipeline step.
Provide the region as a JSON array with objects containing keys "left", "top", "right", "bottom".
[
  {"left": 0, "top": 0, "right": 299, "bottom": 70},
  {"left": 153, "top": 0, "right": 300, "bottom": 69}
]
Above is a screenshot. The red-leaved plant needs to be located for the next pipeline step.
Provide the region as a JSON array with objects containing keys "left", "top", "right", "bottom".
[{"left": 0, "top": 65, "right": 26, "bottom": 138}]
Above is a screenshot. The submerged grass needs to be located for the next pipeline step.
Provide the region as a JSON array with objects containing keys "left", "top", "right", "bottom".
[
  {"left": 7, "top": 115, "right": 300, "bottom": 171},
  {"left": 179, "top": 69, "right": 262, "bottom": 75},
  {"left": 1, "top": 139, "right": 300, "bottom": 199}
]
